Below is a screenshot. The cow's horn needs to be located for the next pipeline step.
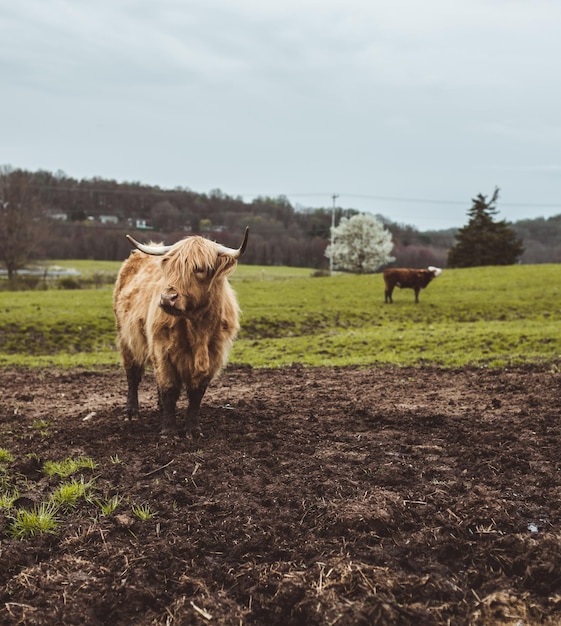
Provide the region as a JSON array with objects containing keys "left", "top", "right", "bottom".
[
  {"left": 428, "top": 266, "right": 442, "bottom": 276},
  {"left": 215, "top": 227, "right": 249, "bottom": 258},
  {"left": 126, "top": 235, "right": 174, "bottom": 256}
]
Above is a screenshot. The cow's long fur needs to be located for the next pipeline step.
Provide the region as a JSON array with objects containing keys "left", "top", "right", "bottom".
[
  {"left": 113, "top": 235, "right": 242, "bottom": 438},
  {"left": 383, "top": 267, "right": 441, "bottom": 304}
]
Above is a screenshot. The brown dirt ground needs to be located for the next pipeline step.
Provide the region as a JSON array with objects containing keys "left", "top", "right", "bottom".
[{"left": 1, "top": 364, "right": 561, "bottom": 625}]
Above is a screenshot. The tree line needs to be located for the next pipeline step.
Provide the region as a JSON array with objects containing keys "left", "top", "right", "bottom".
[{"left": 0, "top": 165, "right": 559, "bottom": 279}]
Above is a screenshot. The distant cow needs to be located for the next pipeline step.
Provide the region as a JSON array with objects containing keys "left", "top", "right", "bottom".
[
  {"left": 383, "top": 266, "right": 442, "bottom": 303},
  {"left": 113, "top": 228, "right": 249, "bottom": 439}
]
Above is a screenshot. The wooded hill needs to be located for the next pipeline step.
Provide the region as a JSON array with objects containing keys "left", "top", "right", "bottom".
[{"left": 2, "top": 167, "right": 560, "bottom": 268}]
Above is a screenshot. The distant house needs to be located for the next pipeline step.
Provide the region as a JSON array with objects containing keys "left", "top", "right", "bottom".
[
  {"left": 99, "top": 215, "right": 119, "bottom": 225},
  {"left": 48, "top": 212, "right": 68, "bottom": 221},
  {"left": 127, "top": 218, "right": 152, "bottom": 230}
]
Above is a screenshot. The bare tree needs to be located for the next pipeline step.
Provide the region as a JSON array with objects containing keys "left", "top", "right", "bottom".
[
  {"left": 0, "top": 166, "right": 48, "bottom": 279},
  {"left": 150, "top": 200, "right": 181, "bottom": 232}
]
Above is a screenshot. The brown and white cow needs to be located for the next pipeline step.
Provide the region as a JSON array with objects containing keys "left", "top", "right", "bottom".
[
  {"left": 383, "top": 266, "right": 442, "bottom": 304},
  {"left": 113, "top": 228, "right": 248, "bottom": 439}
]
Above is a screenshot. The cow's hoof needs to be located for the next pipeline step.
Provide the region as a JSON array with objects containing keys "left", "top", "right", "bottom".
[
  {"left": 160, "top": 424, "right": 179, "bottom": 437},
  {"left": 189, "top": 428, "right": 203, "bottom": 443}
]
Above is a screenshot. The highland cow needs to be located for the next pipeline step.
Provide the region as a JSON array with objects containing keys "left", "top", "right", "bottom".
[{"left": 113, "top": 228, "right": 248, "bottom": 438}]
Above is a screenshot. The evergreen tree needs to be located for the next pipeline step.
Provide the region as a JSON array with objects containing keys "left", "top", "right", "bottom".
[
  {"left": 447, "top": 188, "right": 524, "bottom": 267},
  {"left": 325, "top": 213, "right": 395, "bottom": 273}
]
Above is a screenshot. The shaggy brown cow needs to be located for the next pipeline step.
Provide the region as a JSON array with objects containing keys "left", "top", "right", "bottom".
[
  {"left": 383, "top": 266, "right": 442, "bottom": 304},
  {"left": 113, "top": 228, "right": 248, "bottom": 438}
]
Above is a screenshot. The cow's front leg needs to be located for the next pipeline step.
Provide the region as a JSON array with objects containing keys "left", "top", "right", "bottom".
[
  {"left": 125, "top": 363, "right": 143, "bottom": 420},
  {"left": 159, "top": 386, "right": 181, "bottom": 436},
  {"left": 185, "top": 385, "right": 208, "bottom": 441},
  {"left": 414, "top": 288, "right": 420, "bottom": 303}
]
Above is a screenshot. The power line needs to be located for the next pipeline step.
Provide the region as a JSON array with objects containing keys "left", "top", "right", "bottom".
[
  {"left": 5, "top": 178, "right": 561, "bottom": 209},
  {"left": 280, "top": 192, "right": 561, "bottom": 209}
]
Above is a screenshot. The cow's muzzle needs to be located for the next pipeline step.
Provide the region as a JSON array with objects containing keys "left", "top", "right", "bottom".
[{"left": 160, "top": 291, "right": 179, "bottom": 311}]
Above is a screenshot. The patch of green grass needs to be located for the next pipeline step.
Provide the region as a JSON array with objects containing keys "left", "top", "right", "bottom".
[
  {"left": 230, "top": 264, "right": 561, "bottom": 368},
  {"left": 0, "top": 448, "right": 14, "bottom": 464},
  {"left": 96, "top": 494, "right": 122, "bottom": 516},
  {"left": 0, "top": 288, "right": 117, "bottom": 357},
  {"left": 230, "top": 264, "right": 315, "bottom": 282},
  {"left": 9, "top": 502, "right": 60, "bottom": 539},
  {"left": 35, "top": 259, "right": 123, "bottom": 280},
  {"left": 132, "top": 503, "right": 156, "bottom": 521},
  {"left": 0, "top": 352, "right": 120, "bottom": 368},
  {"left": 1, "top": 263, "right": 560, "bottom": 369},
  {"left": 0, "top": 489, "right": 19, "bottom": 509},
  {"left": 0, "top": 451, "right": 127, "bottom": 541},
  {"left": 32, "top": 419, "right": 52, "bottom": 436},
  {"left": 43, "top": 456, "right": 97, "bottom": 479},
  {"left": 49, "top": 478, "right": 94, "bottom": 511}
]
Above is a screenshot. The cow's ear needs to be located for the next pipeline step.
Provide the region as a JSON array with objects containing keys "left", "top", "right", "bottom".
[{"left": 215, "top": 254, "right": 237, "bottom": 276}]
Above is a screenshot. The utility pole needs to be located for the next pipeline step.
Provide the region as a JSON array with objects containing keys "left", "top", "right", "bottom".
[{"left": 330, "top": 193, "right": 339, "bottom": 275}]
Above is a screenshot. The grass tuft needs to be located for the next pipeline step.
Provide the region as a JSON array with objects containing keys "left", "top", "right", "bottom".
[
  {"left": 97, "top": 495, "right": 121, "bottom": 516},
  {"left": 43, "top": 456, "right": 97, "bottom": 478},
  {"left": 0, "top": 489, "right": 20, "bottom": 509},
  {"left": 9, "top": 502, "right": 60, "bottom": 539},
  {"left": 0, "top": 448, "right": 14, "bottom": 464},
  {"left": 132, "top": 503, "right": 156, "bottom": 521},
  {"left": 49, "top": 478, "right": 94, "bottom": 511}
]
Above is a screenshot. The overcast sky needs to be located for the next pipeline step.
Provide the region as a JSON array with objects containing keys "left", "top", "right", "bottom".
[{"left": 2, "top": 0, "right": 561, "bottom": 230}]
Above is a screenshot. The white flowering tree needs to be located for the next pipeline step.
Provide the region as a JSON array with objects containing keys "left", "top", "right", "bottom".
[{"left": 325, "top": 213, "right": 395, "bottom": 273}]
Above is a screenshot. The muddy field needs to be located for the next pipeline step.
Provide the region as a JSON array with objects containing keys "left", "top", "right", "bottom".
[{"left": 1, "top": 364, "right": 561, "bottom": 625}]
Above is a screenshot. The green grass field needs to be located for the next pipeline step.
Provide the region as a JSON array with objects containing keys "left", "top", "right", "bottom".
[{"left": 1, "top": 262, "right": 560, "bottom": 369}]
